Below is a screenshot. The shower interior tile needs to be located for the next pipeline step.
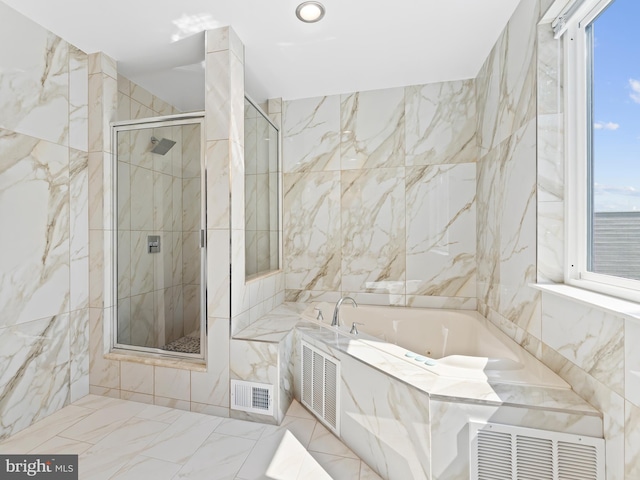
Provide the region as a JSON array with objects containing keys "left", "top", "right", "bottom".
[
  {"left": 153, "top": 235, "right": 174, "bottom": 291},
  {"left": 171, "top": 232, "right": 183, "bottom": 285},
  {"left": 256, "top": 173, "right": 271, "bottom": 230},
  {"left": 182, "top": 177, "right": 201, "bottom": 232},
  {"left": 172, "top": 177, "right": 183, "bottom": 232},
  {"left": 257, "top": 231, "right": 271, "bottom": 273},
  {"left": 153, "top": 171, "right": 173, "bottom": 231},
  {"left": 117, "top": 230, "right": 131, "bottom": 299},
  {"left": 130, "top": 292, "right": 156, "bottom": 348},
  {"left": 130, "top": 231, "right": 154, "bottom": 296},
  {"left": 182, "top": 285, "right": 200, "bottom": 337},
  {"left": 117, "top": 298, "right": 131, "bottom": 346},
  {"left": 117, "top": 161, "right": 131, "bottom": 230},
  {"left": 245, "top": 174, "right": 257, "bottom": 231},
  {"left": 130, "top": 166, "right": 154, "bottom": 230},
  {"left": 182, "top": 124, "right": 201, "bottom": 178},
  {"left": 152, "top": 127, "right": 174, "bottom": 175},
  {"left": 130, "top": 128, "right": 153, "bottom": 169},
  {"left": 181, "top": 231, "right": 201, "bottom": 286}
]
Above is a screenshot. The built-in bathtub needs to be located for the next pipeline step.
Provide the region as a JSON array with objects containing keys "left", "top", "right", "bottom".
[
  {"left": 231, "top": 302, "right": 602, "bottom": 480},
  {"left": 302, "top": 302, "right": 569, "bottom": 388}
]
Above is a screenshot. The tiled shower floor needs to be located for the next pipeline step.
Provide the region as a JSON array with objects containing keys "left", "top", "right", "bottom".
[{"left": 0, "top": 395, "right": 381, "bottom": 480}]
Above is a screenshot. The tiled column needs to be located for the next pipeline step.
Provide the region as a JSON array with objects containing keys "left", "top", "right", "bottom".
[
  {"left": 189, "top": 27, "right": 244, "bottom": 414},
  {"left": 88, "top": 52, "right": 120, "bottom": 395}
]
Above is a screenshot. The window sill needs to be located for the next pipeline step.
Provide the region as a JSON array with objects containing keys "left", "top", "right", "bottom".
[{"left": 532, "top": 282, "right": 640, "bottom": 322}]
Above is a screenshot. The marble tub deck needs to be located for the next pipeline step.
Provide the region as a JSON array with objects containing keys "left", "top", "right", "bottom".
[
  {"left": 0, "top": 395, "right": 381, "bottom": 480},
  {"left": 237, "top": 303, "right": 602, "bottom": 418}
]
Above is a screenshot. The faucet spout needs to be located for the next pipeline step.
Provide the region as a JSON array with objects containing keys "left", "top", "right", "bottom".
[{"left": 331, "top": 296, "right": 358, "bottom": 327}]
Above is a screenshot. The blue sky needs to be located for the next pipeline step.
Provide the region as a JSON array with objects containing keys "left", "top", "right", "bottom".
[{"left": 592, "top": 0, "right": 640, "bottom": 211}]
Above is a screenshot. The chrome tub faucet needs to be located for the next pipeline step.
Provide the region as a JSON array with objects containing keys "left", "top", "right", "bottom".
[{"left": 332, "top": 296, "right": 358, "bottom": 327}]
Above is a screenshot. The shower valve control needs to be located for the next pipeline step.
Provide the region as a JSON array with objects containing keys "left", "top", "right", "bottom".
[{"left": 148, "top": 235, "right": 161, "bottom": 253}]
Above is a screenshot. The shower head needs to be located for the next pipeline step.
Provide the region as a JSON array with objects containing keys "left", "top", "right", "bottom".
[{"left": 150, "top": 136, "right": 176, "bottom": 155}]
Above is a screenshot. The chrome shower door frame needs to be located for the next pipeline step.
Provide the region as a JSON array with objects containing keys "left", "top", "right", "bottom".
[{"left": 110, "top": 112, "right": 207, "bottom": 361}]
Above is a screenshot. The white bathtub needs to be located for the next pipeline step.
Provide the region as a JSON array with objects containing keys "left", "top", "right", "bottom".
[{"left": 302, "top": 302, "right": 569, "bottom": 389}]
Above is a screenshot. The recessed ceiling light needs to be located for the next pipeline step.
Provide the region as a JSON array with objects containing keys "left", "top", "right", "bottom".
[{"left": 296, "top": 1, "right": 326, "bottom": 23}]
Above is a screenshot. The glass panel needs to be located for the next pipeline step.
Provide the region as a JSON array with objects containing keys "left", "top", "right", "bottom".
[
  {"left": 588, "top": 0, "right": 640, "bottom": 281},
  {"left": 116, "top": 121, "right": 203, "bottom": 355},
  {"left": 244, "top": 99, "right": 280, "bottom": 278}
]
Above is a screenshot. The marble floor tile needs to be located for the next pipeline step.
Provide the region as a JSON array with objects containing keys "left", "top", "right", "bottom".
[
  {"left": 297, "top": 454, "right": 334, "bottom": 480},
  {"left": 79, "top": 417, "right": 170, "bottom": 480},
  {"left": 110, "top": 455, "right": 182, "bottom": 480},
  {"left": 261, "top": 415, "right": 317, "bottom": 448},
  {"left": 308, "top": 452, "right": 362, "bottom": 480},
  {"left": 29, "top": 436, "right": 93, "bottom": 455},
  {"left": 360, "top": 461, "right": 385, "bottom": 480},
  {"left": 141, "top": 410, "right": 223, "bottom": 463},
  {"left": 0, "top": 396, "right": 383, "bottom": 480},
  {"left": 286, "top": 399, "right": 316, "bottom": 420},
  {"left": 214, "top": 418, "right": 268, "bottom": 440},
  {"left": 175, "top": 433, "right": 255, "bottom": 480},
  {"left": 308, "top": 423, "right": 359, "bottom": 458},
  {"left": 0, "top": 405, "right": 93, "bottom": 453},
  {"left": 58, "top": 399, "right": 148, "bottom": 444},
  {"left": 236, "top": 429, "right": 308, "bottom": 480},
  {"left": 135, "top": 403, "right": 186, "bottom": 424}
]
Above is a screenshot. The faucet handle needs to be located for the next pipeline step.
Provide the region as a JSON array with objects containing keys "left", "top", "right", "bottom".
[
  {"left": 350, "top": 322, "right": 365, "bottom": 335},
  {"left": 313, "top": 307, "right": 324, "bottom": 322}
]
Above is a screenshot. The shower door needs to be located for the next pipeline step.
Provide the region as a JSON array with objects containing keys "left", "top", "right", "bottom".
[{"left": 112, "top": 114, "right": 205, "bottom": 359}]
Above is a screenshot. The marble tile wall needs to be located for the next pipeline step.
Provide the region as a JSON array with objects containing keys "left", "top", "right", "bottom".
[
  {"left": 475, "top": 0, "right": 540, "bottom": 341},
  {"left": 0, "top": 2, "right": 89, "bottom": 439},
  {"left": 478, "top": 0, "right": 637, "bottom": 478},
  {"left": 282, "top": 80, "right": 478, "bottom": 308},
  {"left": 116, "top": 75, "right": 178, "bottom": 123},
  {"left": 88, "top": 50, "right": 120, "bottom": 397}
]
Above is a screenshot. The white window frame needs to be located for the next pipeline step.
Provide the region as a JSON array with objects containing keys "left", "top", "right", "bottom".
[{"left": 564, "top": 0, "right": 640, "bottom": 302}]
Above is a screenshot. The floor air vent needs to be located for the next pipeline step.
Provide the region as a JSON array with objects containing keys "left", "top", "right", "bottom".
[
  {"left": 301, "top": 341, "right": 340, "bottom": 434},
  {"left": 230, "top": 380, "right": 273, "bottom": 416},
  {"left": 470, "top": 422, "right": 604, "bottom": 480}
]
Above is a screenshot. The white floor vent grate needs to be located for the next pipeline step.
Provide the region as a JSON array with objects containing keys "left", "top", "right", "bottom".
[
  {"left": 230, "top": 380, "right": 273, "bottom": 416},
  {"left": 301, "top": 341, "right": 340, "bottom": 435},
  {"left": 470, "top": 422, "right": 604, "bottom": 480}
]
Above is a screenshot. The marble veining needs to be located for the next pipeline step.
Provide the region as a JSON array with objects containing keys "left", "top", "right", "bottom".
[
  {"left": 476, "top": 0, "right": 538, "bottom": 154},
  {"left": 0, "top": 130, "right": 70, "bottom": 326},
  {"left": 0, "top": 315, "right": 70, "bottom": 440},
  {"left": 284, "top": 171, "right": 341, "bottom": 294},
  {"left": 340, "top": 88, "right": 405, "bottom": 170},
  {"left": 283, "top": 95, "right": 340, "bottom": 173},
  {"left": 0, "top": 2, "right": 69, "bottom": 146},
  {"left": 405, "top": 80, "right": 477, "bottom": 166},
  {"left": 283, "top": 79, "right": 482, "bottom": 305},
  {"left": 542, "top": 294, "right": 624, "bottom": 396},
  {"left": 341, "top": 168, "right": 406, "bottom": 294},
  {"left": 405, "top": 163, "right": 476, "bottom": 298}
]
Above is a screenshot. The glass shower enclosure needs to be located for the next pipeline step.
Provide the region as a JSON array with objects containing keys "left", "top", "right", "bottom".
[{"left": 111, "top": 114, "right": 206, "bottom": 359}]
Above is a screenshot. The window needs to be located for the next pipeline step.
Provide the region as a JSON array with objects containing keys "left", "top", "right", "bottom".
[{"left": 563, "top": 0, "right": 640, "bottom": 300}]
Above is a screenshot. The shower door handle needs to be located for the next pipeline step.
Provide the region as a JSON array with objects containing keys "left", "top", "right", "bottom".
[{"left": 200, "top": 229, "right": 205, "bottom": 248}]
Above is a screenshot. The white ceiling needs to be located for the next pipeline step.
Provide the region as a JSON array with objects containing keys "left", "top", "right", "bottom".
[{"left": 2, "top": 0, "right": 519, "bottom": 112}]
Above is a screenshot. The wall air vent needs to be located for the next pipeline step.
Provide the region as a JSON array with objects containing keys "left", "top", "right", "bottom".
[
  {"left": 301, "top": 341, "right": 340, "bottom": 434},
  {"left": 230, "top": 379, "right": 273, "bottom": 416},
  {"left": 470, "top": 422, "right": 604, "bottom": 480}
]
